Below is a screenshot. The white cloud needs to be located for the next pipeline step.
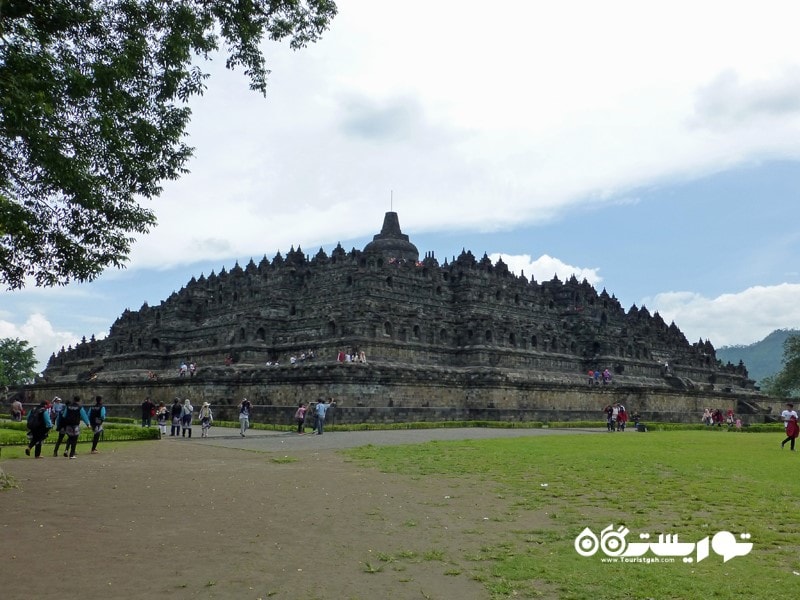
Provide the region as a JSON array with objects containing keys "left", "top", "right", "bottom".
[
  {"left": 114, "top": 0, "right": 800, "bottom": 273},
  {"left": 643, "top": 283, "right": 800, "bottom": 347},
  {"left": 692, "top": 67, "right": 800, "bottom": 129},
  {"left": 489, "top": 253, "right": 602, "bottom": 287},
  {"left": 0, "top": 313, "right": 82, "bottom": 373}
]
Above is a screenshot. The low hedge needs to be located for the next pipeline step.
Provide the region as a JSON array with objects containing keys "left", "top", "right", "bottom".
[{"left": 0, "top": 423, "right": 160, "bottom": 446}]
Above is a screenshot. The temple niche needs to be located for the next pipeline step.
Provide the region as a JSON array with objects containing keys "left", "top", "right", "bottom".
[{"left": 44, "top": 212, "right": 754, "bottom": 393}]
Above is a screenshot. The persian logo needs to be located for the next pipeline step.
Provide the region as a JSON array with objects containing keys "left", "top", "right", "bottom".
[{"left": 574, "top": 524, "right": 752, "bottom": 563}]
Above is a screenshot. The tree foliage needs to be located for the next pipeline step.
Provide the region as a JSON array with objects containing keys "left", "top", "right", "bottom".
[
  {"left": 0, "top": 337, "right": 37, "bottom": 385},
  {"left": 0, "top": 0, "right": 337, "bottom": 289},
  {"left": 762, "top": 334, "right": 800, "bottom": 398}
]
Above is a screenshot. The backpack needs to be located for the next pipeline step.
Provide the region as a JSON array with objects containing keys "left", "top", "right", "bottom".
[
  {"left": 89, "top": 406, "right": 104, "bottom": 426},
  {"left": 63, "top": 405, "right": 82, "bottom": 426},
  {"left": 27, "top": 407, "right": 43, "bottom": 430}
]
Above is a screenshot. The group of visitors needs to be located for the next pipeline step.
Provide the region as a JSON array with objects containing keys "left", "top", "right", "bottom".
[
  {"left": 294, "top": 398, "right": 336, "bottom": 435},
  {"left": 17, "top": 393, "right": 343, "bottom": 456},
  {"left": 164, "top": 397, "right": 212, "bottom": 438},
  {"left": 337, "top": 350, "right": 366, "bottom": 364},
  {"left": 587, "top": 369, "right": 612, "bottom": 385},
  {"left": 23, "top": 395, "right": 105, "bottom": 459},
  {"left": 603, "top": 402, "right": 628, "bottom": 432},
  {"left": 701, "top": 407, "right": 740, "bottom": 428},
  {"left": 178, "top": 361, "right": 197, "bottom": 377},
  {"left": 267, "top": 349, "right": 318, "bottom": 367}
]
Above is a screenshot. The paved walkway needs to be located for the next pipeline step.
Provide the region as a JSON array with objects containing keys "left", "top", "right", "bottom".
[{"left": 165, "top": 424, "right": 601, "bottom": 453}]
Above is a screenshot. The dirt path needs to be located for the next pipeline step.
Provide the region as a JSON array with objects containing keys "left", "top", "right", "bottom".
[{"left": 0, "top": 428, "right": 594, "bottom": 599}]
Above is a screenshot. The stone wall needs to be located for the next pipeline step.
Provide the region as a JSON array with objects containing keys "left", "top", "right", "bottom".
[{"left": 22, "top": 362, "right": 774, "bottom": 426}]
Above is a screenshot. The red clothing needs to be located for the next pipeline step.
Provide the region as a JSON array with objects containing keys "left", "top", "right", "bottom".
[{"left": 787, "top": 417, "right": 799, "bottom": 439}]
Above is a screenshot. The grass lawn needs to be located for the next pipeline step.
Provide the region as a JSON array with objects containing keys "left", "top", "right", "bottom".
[{"left": 346, "top": 429, "right": 799, "bottom": 599}]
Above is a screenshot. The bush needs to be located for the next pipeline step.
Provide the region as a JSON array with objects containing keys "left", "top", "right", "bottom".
[{"left": 0, "top": 422, "right": 160, "bottom": 446}]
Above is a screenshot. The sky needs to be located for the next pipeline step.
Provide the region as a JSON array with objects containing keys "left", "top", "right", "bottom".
[{"left": 2, "top": 0, "right": 800, "bottom": 372}]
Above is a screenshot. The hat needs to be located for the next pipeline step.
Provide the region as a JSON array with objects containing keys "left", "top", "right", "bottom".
[{"left": 202, "top": 402, "right": 210, "bottom": 407}]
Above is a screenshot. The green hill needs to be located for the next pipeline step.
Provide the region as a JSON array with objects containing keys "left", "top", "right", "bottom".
[{"left": 716, "top": 329, "right": 800, "bottom": 384}]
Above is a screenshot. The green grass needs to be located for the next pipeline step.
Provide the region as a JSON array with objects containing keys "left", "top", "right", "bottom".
[{"left": 345, "top": 430, "right": 800, "bottom": 599}]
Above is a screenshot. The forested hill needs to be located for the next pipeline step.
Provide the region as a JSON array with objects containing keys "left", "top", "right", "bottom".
[{"left": 716, "top": 329, "right": 799, "bottom": 384}]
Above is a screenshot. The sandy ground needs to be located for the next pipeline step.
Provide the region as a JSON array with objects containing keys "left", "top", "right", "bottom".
[{"left": 0, "top": 427, "right": 595, "bottom": 599}]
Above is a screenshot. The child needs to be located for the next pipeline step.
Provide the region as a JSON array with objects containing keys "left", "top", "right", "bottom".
[
  {"left": 198, "top": 402, "right": 213, "bottom": 438},
  {"left": 294, "top": 402, "right": 307, "bottom": 434}
]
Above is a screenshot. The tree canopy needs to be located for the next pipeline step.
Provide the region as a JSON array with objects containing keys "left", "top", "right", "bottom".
[
  {"left": 762, "top": 334, "right": 800, "bottom": 398},
  {"left": 0, "top": 0, "right": 337, "bottom": 289},
  {"left": 0, "top": 337, "right": 37, "bottom": 385}
]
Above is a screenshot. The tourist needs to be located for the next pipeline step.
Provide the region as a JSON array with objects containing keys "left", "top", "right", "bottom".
[
  {"left": 52, "top": 397, "right": 73, "bottom": 457},
  {"left": 25, "top": 400, "right": 52, "bottom": 458},
  {"left": 179, "top": 362, "right": 188, "bottom": 377},
  {"left": 604, "top": 404, "right": 614, "bottom": 432},
  {"left": 712, "top": 409, "right": 724, "bottom": 427},
  {"left": 50, "top": 396, "right": 65, "bottom": 424},
  {"left": 10, "top": 398, "right": 23, "bottom": 421},
  {"left": 170, "top": 398, "right": 183, "bottom": 436},
  {"left": 294, "top": 402, "right": 307, "bottom": 434},
  {"left": 198, "top": 402, "right": 213, "bottom": 438},
  {"left": 587, "top": 370, "right": 594, "bottom": 385},
  {"left": 781, "top": 403, "right": 797, "bottom": 431},
  {"left": 61, "top": 396, "right": 90, "bottom": 459},
  {"left": 189, "top": 362, "right": 196, "bottom": 377},
  {"left": 89, "top": 396, "right": 106, "bottom": 454},
  {"left": 314, "top": 397, "right": 335, "bottom": 435},
  {"left": 702, "top": 408, "right": 713, "bottom": 426},
  {"left": 181, "top": 398, "right": 194, "bottom": 438},
  {"left": 155, "top": 402, "right": 169, "bottom": 436},
  {"left": 593, "top": 370, "right": 601, "bottom": 385},
  {"left": 617, "top": 404, "right": 628, "bottom": 431},
  {"left": 141, "top": 396, "right": 155, "bottom": 427},
  {"left": 725, "top": 409, "right": 735, "bottom": 427},
  {"left": 602, "top": 368, "right": 612, "bottom": 384},
  {"left": 238, "top": 398, "right": 252, "bottom": 437},
  {"left": 782, "top": 415, "right": 799, "bottom": 451}
]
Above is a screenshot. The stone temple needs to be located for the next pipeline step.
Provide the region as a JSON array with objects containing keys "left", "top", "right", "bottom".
[{"left": 37, "top": 212, "right": 765, "bottom": 424}]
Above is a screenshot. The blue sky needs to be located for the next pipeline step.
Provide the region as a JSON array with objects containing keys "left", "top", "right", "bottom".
[{"left": 2, "top": 0, "right": 800, "bottom": 371}]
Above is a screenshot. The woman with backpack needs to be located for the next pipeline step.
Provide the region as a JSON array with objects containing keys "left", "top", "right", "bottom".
[{"left": 25, "top": 400, "right": 52, "bottom": 458}]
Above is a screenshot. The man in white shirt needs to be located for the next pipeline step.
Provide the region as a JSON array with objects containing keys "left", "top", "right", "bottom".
[{"left": 781, "top": 403, "right": 797, "bottom": 429}]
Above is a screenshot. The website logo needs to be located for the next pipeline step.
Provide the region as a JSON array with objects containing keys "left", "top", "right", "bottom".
[{"left": 574, "top": 524, "right": 752, "bottom": 564}]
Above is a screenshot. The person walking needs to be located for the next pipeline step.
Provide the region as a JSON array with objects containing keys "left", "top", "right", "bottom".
[
  {"left": 782, "top": 415, "right": 800, "bottom": 451},
  {"left": 25, "top": 400, "right": 53, "bottom": 458},
  {"left": 238, "top": 398, "right": 252, "bottom": 437},
  {"left": 181, "top": 398, "right": 194, "bottom": 438},
  {"left": 198, "top": 402, "right": 213, "bottom": 438},
  {"left": 52, "top": 404, "right": 68, "bottom": 457},
  {"left": 88, "top": 396, "right": 106, "bottom": 454},
  {"left": 61, "top": 396, "right": 90, "bottom": 459},
  {"left": 141, "top": 397, "right": 155, "bottom": 427}
]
